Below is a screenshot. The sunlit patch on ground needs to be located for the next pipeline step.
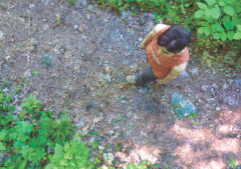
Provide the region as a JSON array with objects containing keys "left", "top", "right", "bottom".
[
  {"left": 115, "top": 145, "right": 162, "bottom": 164},
  {"left": 169, "top": 109, "right": 240, "bottom": 168}
]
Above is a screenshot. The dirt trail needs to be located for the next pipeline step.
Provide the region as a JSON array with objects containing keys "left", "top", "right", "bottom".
[{"left": 0, "top": 0, "right": 240, "bottom": 168}]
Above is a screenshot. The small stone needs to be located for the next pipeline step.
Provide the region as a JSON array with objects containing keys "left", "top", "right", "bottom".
[
  {"left": 5, "top": 56, "right": 11, "bottom": 60},
  {"left": 227, "top": 96, "right": 237, "bottom": 106},
  {"left": 138, "top": 37, "right": 143, "bottom": 42},
  {"left": 120, "top": 95, "right": 126, "bottom": 99},
  {"left": 189, "top": 67, "right": 199, "bottom": 75},
  {"left": 109, "top": 130, "right": 114, "bottom": 135},
  {"left": 235, "top": 78, "right": 241, "bottom": 88},
  {"left": 29, "top": 4, "right": 35, "bottom": 9},
  {"left": 98, "top": 61, "right": 103, "bottom": 66},
  {"left": 0, "top": 30, "right": 4, "bottom": 40},
  {"left": 74, "top": 25, "right": 79, "bottom": 30},
  {"left": 123, "top": 60, "right": 129, "bottom": 64},
  {"left": 222, "top": 83, "right": 227, "bottom": 90},
  {"left": 212, "top": 83, "right": 217, "bottom": 89},
  {"left": 201, "top": 85, "right": 208, "bottom": 92}
]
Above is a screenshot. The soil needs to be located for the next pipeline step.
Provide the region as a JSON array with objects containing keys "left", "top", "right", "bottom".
[{"left": 0, "top": 0, "right": 240, "bottom": 168}]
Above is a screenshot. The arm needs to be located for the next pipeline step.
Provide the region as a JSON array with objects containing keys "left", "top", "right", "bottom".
[
  {"left": 141, "top": 24, "right": 168, "bottom": 49},
  {"left": 157, "top": 62, "right": 187, "bottom": 84}
]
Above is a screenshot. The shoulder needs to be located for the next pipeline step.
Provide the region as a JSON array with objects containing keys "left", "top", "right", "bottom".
[
  {"left": 153, "top": 24, "right": 169, "bottom": 34},
  {"left": 172, "top": 62, "right": 187, "bottom": 73}
]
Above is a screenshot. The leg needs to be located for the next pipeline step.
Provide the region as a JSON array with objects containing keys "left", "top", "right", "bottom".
[{"left": 136, "top": 67, "right": 157, "bottom": 86}]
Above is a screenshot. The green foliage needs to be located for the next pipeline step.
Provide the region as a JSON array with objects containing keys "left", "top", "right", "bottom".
[
  {"left": 125, "top": 161, "right": 153, "bottom": 169},
  {"left": 95, "top": 0, "right": 241, "bottom": 61},
  {"left": 68, "top": 0, "right": 76, "bottom": 6},
  {"left": 228, "top": 156, "right": 238, "bottom": 168},
  {"left": 0, "top": 88, "right": 96, "bottom": 168},
  {"left": 195, "top": 0, "right": 241, "bottom": 42},
  {"left": 46, "top": 138, "right": 95, "bottom": 169}
]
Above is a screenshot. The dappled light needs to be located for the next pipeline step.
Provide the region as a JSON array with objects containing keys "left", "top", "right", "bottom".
[
  {"left": 115, "top": 145, "right": 162, "bottom": 164},
  {"left": 169, "top": 109, "right": 241, "bottom": 168}
]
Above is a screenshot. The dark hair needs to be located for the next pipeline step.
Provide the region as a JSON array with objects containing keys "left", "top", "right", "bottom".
[{"left": 157, "top": 24, "right": 192, "bottom": 53}]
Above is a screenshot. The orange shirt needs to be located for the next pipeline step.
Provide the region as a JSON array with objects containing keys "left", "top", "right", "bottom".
[{"left": 146, "top": 26, "right": 190, "bottom": 79}]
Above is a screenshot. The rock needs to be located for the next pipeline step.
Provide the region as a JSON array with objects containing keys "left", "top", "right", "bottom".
[
  {"left": 201, "top": 85, "right": 208, "bottom": 92},
  {"left": 189, "top": 67, "right": 199, "bottom": 75},
  {"left": 29, "top": 4, "right": 35, "bottom": 9},
  {"left": 212, "top": 83, "right": 217, "bottom": 89},
  {"left": 227, "top": 96, "right": 237, "bottom": 106},
  {"left": 74, "top": 25, "right": 79, "bottom": 30},
  {"left": 215, "top": 107, "right": 221, "bottom": 111},
  {"left": 179, "top": 70, "right": 189, "bottom": 77},
  {"left": 138, "top": 37, "right": 143, "bottom": 42},
  {"left": 235, "top": 78, "right": 241, "bottom": 88},
  {"left": 0, "top": 30, "right": 4, "bottom": 40},
  {"left": 171, "top": 92, "right": 197, "bottom": 119},
  {"left": 123, "top": 60, "right": 129, "bottom": 65},
  {"left": 222, "top": 83, "right": 227, "bottom": 90}
]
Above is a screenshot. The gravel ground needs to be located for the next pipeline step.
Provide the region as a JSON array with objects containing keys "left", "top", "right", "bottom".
[{"left": 0, "top": 0, "right": 240, "bottom": 168}]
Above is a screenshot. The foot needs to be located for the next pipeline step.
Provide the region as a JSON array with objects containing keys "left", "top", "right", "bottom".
[{"left": 126, "top": 75, "right": 137, "bottom": 84}]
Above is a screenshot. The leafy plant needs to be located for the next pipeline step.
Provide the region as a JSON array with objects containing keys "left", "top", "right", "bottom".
[
  {"left": 194, "top": 0, "right": 241, "bottom": 42},
  {"left": 228, "top": 156, "right": 238, "bottom": 168},
  {"left": 0, "top": 88, "right": 96, "bottom": 168},
  {"left": 46, "top": 137, "right": 96, "bottom": 169},
  {"left": 68, "top": 0, "right": 76, "bottom": 6}
]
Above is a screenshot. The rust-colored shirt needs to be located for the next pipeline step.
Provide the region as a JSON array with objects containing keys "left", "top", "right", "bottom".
[{"left": 146, "top": 26, "right": 190, "bottom": 79}]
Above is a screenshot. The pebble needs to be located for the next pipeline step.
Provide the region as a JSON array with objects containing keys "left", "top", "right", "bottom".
[
  {"left": 123, "top": 60, "right": 129, "bottom": 64},
  {"left": 98, "top": 61, "right": 103, "bottom": 66},
  {"left": 74, "top": 25, "right": 79, "bottom": 30},
  {"left": 227, "top": 96, "right": 237, "bottom": 106},
  {"left": 29, "top": 4, "right": 35, "bottom": 9},
  {"left": 138, "top": 37, "right": 143, "bottom": 42},
  {"left": 120, "top": 95, "right": 126, "bottom": 99},
  {"left": 235, "top": 78, "right": 241, "bottom": 88},
  {"left": 189, "top": 67, "right": 199, "bottom": 75},
  {"left": 222, "top": 83, "right": 227, "bottom": 90},
  {"left": 201, "top": 85, "right": 208, "bottom": 92},
  {"left": 212, "top": 83, "right": 217, "bottom": 89},
  {"left": 0, "top": 30, "right": 4, "bottom": 40}
]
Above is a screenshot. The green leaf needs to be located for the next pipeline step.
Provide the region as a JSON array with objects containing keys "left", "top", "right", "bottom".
[
  {"left": 221, "top": 32, "right": 227, "bottom": 41},
  {"left": 213, "top": 33, "right": 222, "bottom": 39},
  {"left": 204, "top": 9, "right": 212, "bottom": 18},
  {"left": 210, "top": 7, "right": 221, "bottom": 19},
  {"left": 200, "top": 21, "right": 209, "bottom": 27},
  {"left": 227, "top": 31, "right": 235, "bottom": 40},
  {"left": 232, "top": 15, "right": 240, "bottom": 26},
  {"left": 194, "top": 10, "right": 204, "bottom": 18},
  {"left": 223, "top": 6, "right": 235, "bottom": 16},
  {"left": 205, "top": 0, "right": 216, "bottom": 6},
  {"left": 0, "top": 142, "right": 6, "bottom": 151},
  {"left": 197, "top": 2, "right": 207, "bottom": 9},
  {"left": 233, "top": 32, "right": 241, "bottom": 40},
  {"left": 218, "top": 0, "right": 225, "bottom": 6},
  {"left": 211, "top": 23, "right": 225, "bottom": 32},
  {"left": 198, "top": 27, "right": 211, "bottom": 36},
  {"left": 0, "top": 130, "right": 7, "bottom": 140},
  {"left": 237, "top": 25, "right": 241, "bottom": 31},
  {"left": 222, "top": 16, "right": 234, "bottom": 30}
]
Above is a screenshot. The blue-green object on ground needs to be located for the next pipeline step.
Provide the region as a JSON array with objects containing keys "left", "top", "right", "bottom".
[{"left": 171, "top": 92, "right": 197, "bottom": 119}]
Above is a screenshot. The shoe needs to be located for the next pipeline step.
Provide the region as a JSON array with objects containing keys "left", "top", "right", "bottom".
[{"left": 126, "top": 75, "right": 137, "bottom": 84}]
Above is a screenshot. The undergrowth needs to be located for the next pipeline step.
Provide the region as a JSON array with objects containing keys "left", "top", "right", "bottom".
[
  {"left": 94, "top": 0, "right": 241, "bottom": 67},
  {"left": 0, "top": 88, "right": 97, "bottom": 168}
]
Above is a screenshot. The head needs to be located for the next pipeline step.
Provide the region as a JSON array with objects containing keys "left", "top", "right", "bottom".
[{"left": 157, "top": 24, "right": 192, "bottom": 54}]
